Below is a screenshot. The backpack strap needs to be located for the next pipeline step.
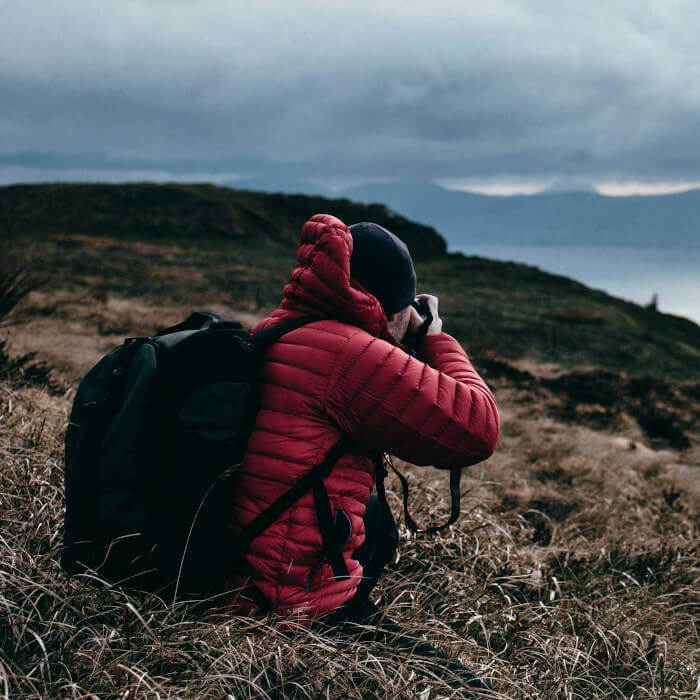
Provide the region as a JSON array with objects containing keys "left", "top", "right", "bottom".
[
  {"left": 234, "top": 437, "right": 351, "bottom": 549},
  {"left": 156, "top": 312, "right": 320, "bottom": 341},
  {"left": 226, "top": 437, "right": 351, "bottom": 613},
  {"left": 249, "top": 315, "right": 322, "bottom": 351},
  {"left": 374, "top": 453, "right": 463, "bottom": 534},
  {"left": 156, "top": 311, "right": 236, "bottom": 336},
  {"left": 227, "top": 315, "right": 346, "bottom": 610},
  {"left": 312, "top": 478, "right": 350, "bottom": 580}
]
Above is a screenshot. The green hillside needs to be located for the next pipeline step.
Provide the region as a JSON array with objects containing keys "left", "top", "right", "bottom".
[
  {"left": 2, "top": 182, "right": 699, "bottom": 381},
  {"left": 0, "top": 182, "right": 446, "bottom": 257}
]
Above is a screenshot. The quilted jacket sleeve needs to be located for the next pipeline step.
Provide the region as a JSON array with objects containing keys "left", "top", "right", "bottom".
[{"left": 324, "top": 330, "right": 500, "bottom": 468}]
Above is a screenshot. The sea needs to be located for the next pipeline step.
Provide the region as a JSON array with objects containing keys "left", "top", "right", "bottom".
[{"left": 453, "top": 245, "right": 700, "bottom": 325}]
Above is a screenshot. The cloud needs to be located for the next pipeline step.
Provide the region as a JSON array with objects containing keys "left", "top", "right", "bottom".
[{"left": 1, "top": 0, "right": 699, "bottom": 183}]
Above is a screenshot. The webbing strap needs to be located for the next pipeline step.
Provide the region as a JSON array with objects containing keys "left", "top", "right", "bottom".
[
  {"left": 226, "top": 315, "right": 336, "bottom": 609},
  {"left": 228, "top": 437, "right": 352, "bottom": 611},
  {"left": 374, "top": 453, "right": 463, "bottom": 534},
  {"left": 312, "top": 479, "right": 350, "bottom": 580},
  {"left": 234, "top": 437, "right": 352, "bottom": 552},
  {"left": 250, "top": 316, "right": 322, "bottom": 352},
  {"left": 155, "top": 311, "right": 230, "bottom": 336}
]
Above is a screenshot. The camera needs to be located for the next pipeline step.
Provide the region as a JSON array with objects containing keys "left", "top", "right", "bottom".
[
  {"left": 411, "top": 297, "right": 432, "bottom": 323},
  {"left": 404, "top": 297, "right": 433, "bottom": 350}
]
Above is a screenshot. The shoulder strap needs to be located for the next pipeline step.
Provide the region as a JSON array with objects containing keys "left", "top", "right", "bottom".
[
  {"left": 155, "top": 312, "right": 319, "bottom": 343},
  {"left": 156, "top": 311, "right": 236, "bottom": 336},
  {"left": 249, "top": 316, "right": 321, "bottom": 351},
  {"left": 234, "top": 437, "right": 351, "bottom": 552},
  {"left": 230, "top": 436, "right": 352, "bottom": 602},
  {"left": 374, "top": 453, "right": 463, "bottom": 534},
  {"left": 217, "top": 316, "right": 342, "bottom": 609}
]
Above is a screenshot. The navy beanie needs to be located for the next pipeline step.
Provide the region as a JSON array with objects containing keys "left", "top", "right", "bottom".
[{"left": 349, "top": 222, "right": 416, "bottom": 317}]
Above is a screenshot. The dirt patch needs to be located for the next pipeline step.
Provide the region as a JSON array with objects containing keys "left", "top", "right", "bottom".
[
  {"left": 49, "top": 233, "right": 186, "bottom": 258},
  {"left": 4, "top": 291, "right": 265, "bottom": 382},
  {"left": 479, "top": 356, "right": 699, "bottom": 451}
]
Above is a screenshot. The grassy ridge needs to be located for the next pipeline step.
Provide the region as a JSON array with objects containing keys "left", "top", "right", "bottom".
[
  {"left": 2, "top": 183, "right": 699, "bottom": 382},
  {"left": 0, "top": 182, "right": 446, "bottom": 256}
]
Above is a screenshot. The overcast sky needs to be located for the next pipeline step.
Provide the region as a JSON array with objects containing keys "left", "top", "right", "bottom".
[{"left": 2, "top": 0, "right": 699, "bottom": 194}]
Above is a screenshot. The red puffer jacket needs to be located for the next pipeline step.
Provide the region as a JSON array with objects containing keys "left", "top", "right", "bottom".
[{"left": 228, "top": 213, "right": 499, "bottom": 617}]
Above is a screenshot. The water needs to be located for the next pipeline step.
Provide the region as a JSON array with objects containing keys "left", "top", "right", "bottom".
[{"left": 453, "top": 245, "right": 700, "bottom": 324}]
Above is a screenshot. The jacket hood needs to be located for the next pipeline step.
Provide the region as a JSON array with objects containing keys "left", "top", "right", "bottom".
[{"left": 252, "top": 214, "right": 396, "bottom": 342}]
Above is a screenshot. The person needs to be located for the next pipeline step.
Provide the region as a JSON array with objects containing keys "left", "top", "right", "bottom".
[{"left": 227, "top": 214, "right": 500, "bottom": 626}]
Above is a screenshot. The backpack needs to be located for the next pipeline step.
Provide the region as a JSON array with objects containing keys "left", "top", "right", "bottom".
[
  {"left": 62, "top": 309, "right": 466, "bottom": 604},
  {"left": 61, "top": 311, "right": 355, "bottom": 604}
]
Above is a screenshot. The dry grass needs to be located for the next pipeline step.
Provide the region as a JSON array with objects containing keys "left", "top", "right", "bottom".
[
  {"left": 6, "top": 290, "right": 263, "bottom": 382},
  {"left": 1, "top": 363, "right": 698, "bottom": 697},
  {"left": 0, "top": 272, "right": 698, "bottom": 696}
]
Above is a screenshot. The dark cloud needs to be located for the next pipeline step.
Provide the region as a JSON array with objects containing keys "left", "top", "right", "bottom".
[{"left": 1, "top": 0, "right": 699, "bottom": 185}]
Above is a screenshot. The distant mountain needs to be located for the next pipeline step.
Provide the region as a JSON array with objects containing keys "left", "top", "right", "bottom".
[{"left": 340, "top": 182, "right": 700, "bottom": 248}]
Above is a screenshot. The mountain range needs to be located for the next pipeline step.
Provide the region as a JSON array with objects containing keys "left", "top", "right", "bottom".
[{"left": 227, "top": 177, "right": 700, "bottom": 249}]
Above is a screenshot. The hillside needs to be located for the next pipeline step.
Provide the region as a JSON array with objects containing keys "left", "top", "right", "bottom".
[
  {"left": 2, "top": 182, "right": 698, "bottom": 453},
  {"left": 2, "top": 183, "right": 699, "bottom": 382},
  {"left": 1, "top": 182, "right": 698, "bottom": 697},
  {"left": 0, "top": 182, "right": 446, "bottom": 258}
]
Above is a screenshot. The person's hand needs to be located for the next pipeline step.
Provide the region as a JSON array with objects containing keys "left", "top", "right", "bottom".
[{"left": 408, "top": 294, "right": 443, "bottom": 336}]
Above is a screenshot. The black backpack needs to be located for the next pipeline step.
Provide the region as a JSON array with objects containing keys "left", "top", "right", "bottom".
[
  {"left": 62, "top": 310, "right": 465, "bottom": 604},
  {"left": 61, "top": 311, "right": 358, "bottom": 603}
]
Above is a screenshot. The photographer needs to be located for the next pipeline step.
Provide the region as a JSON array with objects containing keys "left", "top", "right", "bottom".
[{"left": 228, "top": 215, "right": 500, "bottom": 636}]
